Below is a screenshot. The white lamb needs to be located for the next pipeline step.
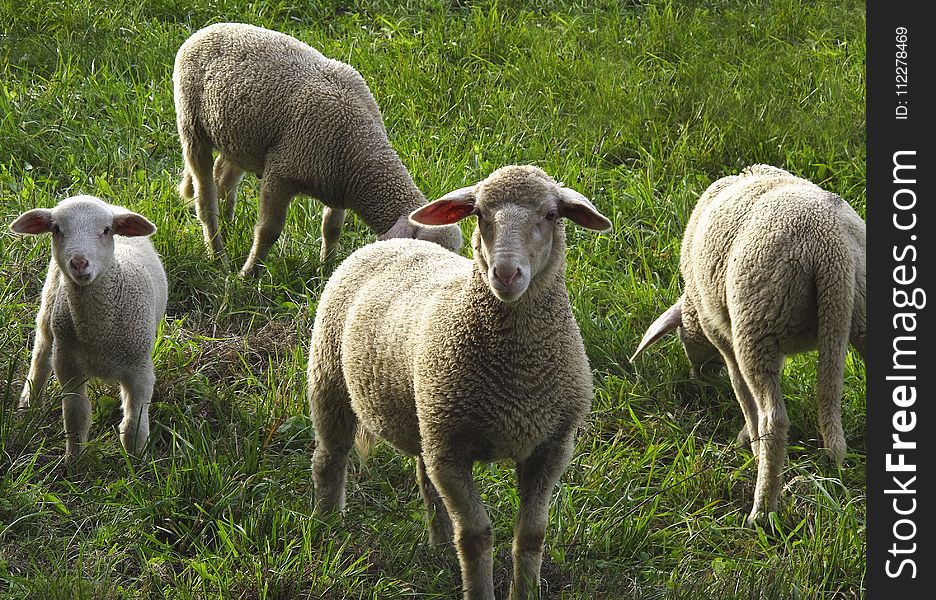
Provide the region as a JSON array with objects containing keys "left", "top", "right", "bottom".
[
  {"left": 12, "top": 195, "right": 168, "bottom": 460},
  {"left": 173, "top": 22, "right": 463, "bottom": 276},
  {"left": 308, "top": 165, "right": 611, "bottom": 600},
  {"left": 630, "top": 164, "right": 866, "bottom": 526}
]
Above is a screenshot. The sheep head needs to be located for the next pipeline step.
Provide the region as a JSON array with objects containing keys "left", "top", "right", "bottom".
[
  {"left": 11, "top": 195, "right": 156, "bottom": 286},
  {"left": 410, "top": 165, "right": 611, "bottom": 303}
]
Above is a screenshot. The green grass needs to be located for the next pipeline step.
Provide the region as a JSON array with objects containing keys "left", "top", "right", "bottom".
[{"left": 0, "top": 0, "right": 865, "bottom": 598}]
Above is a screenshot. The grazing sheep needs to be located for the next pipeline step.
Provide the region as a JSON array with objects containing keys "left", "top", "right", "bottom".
[
  {"left": 630, "top": 164, "right": 866, "bottom": 526},
  {"left": 173, "top": 22, "right": 463, "bottom": 276},
  {"left": 308, "top": 165, "right": 611, "bottom": 600},
  {"left": 12, "top": 195, "right": 168, "bottom": 460}
]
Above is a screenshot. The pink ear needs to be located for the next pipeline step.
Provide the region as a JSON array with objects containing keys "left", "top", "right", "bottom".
[
  {"left": 409, "top": 186, "right": 477, "bottom": 226},
  {"left": 10, "top": 209, "right": 54, "bottom": 235},
  {"left": 559, "top": 188, "right": 612, "bottom": 232},
  {"left": 112, "top": 212, "right": 156, "bottom": 237},
  {"left": 629, "top": 300, "right": 683, "bottom": 362}
]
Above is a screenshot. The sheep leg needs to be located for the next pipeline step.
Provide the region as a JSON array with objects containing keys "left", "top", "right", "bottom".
[
  {"left": 737, "top": 348, "right": 788, "bottom": 527},
  {"left": 320, "top": 206, "right": 346, "bottom": 266},
  {"left": 214, "top": 154, "right": 245, "bottom": 225},
  {"left": 706, "top": 332, "right": 759, "bottom": 453},
  {"left": 425, "top": 455, "right": 495, "bottom": 600},
  {"left": 417, "top": 454, "right": 454, "bottom": 545},
  {"left": 509, "top": 434, "right": 574, "bottom": 600},
  {"left": 817, "top": 333, "right": 851, "bottom": 467},
  {"left": 723, "top": 354, "right": 759, "bottom": 452},
  {"left": 184, "top": 143, "right": 226, "bottom": 260},
  {"left": 118, "top": 368, "right": 154, "bottom": 457},
  {"left": 19, "top": 270, "right": 57, "bottom": 408},
  {"left": 56, "top": 358, "right": 90, "bottom": 461},
  {"left": 240, "top": 175, "right": 294, "bottom": 277},
  {"left": 309, "top": 364, "right": 356, "bottom": 513}
]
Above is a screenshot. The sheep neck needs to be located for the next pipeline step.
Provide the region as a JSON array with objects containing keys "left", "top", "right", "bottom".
[{"left": 341, "top": 145, "right": 425, "bottom": 236}]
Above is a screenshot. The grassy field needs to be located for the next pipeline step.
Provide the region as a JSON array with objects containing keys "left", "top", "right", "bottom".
[{"left": 0, "top": 1, "right": 866, "bottom": 598}]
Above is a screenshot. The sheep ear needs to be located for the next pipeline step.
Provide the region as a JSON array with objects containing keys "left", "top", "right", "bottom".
[
  {"left": 112, "top": 212, "right": 156, "bottom": 237},
  {"left": 629, "top": 300, "right": 683, "bottom": 362},
  {"left": 10, "top": 209, "right": 54, "bottom": 235},
  {"left": 558, "top": 188, "right": 612, "bottom": 232},
  {"left": 409, "top": 186, "right": 477, "bottom": 226}
]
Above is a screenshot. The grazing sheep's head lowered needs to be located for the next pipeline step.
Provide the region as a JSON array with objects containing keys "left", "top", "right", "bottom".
[
  {"left": 410, "top": 165, "right": 612, "bottom": 302},
  {"left": 11, "top": 195, "right": 157, "bottom": 286}
]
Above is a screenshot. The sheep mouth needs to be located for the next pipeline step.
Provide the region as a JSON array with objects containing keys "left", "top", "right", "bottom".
[{"left": 69, "top": 271, "right": 95, "bottom": 285}]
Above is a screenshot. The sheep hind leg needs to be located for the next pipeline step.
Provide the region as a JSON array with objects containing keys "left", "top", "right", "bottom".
[
  {"left": 240, "top": 175, "right": 295, "bottom": 277},
  {"left": 183, "top": 143, "right": 226, "bottom": 260},
  {"left": 118, "top": 367, "right": 154, "bottom": 457},
  {"left": 214, "top": 154, "right": 245, "bottom": 225},
  {"left": 320, "top": 206, "right": 346, "bottom": 266},
  {"left": 425, "top": 455, "right": 495, "bottom": 600},
  {"left": 737, "top": 347, "right": 788, "bottom": 527},
  {"left": 309, "top": 364, "right": 356, "bottom": 514},
  {"left": 417, "top": 454, "right": 453, "bottom": 545},
  {"left": 509, "top": 433, "right": 575, "bottom": 600},
  {"left": 817, "top": 334, "right": 850, "bottom": 467}
]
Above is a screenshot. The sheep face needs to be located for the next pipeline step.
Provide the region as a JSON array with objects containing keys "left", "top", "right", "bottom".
[
  {"left": 410, "top": 165, "right": 611, "bottom": 303},
  {"left": 11, "top": 195, "right": 157, "bottom": 286}
]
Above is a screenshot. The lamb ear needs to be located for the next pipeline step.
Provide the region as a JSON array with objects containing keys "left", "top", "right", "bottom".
[
  {"left": 409, "top": 186, "right": 477, "bottom": 226},
  {"left": 558, "top": 188, "right": 612, "bottom": 232},
  {"left": 10, "top": 209, "right": 54, "bottom": 235},
  {"left": 111, "top": 211, "right": 156, "bottom": 237},
  {"left": 629, "top": 300, "right": 683, "bottom": 362}
]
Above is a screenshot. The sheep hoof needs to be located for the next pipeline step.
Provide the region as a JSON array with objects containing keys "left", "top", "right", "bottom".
[{"left": 824, "top": 439, "right": 847, "bottom": 467}]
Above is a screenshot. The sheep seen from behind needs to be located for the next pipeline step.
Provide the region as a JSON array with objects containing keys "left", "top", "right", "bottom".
[
  {"left": 308, "top": 165, "right": 611, "bottom": 600},
  {"left": 630, "top": 164, "right": 866, "bottom": 526},
  {"left": 12, "top": 195, "right": 168, "bottom": 461}
]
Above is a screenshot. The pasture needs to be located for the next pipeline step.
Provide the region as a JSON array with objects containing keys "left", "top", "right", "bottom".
[{"left": 0, "top": 0, "right": 866, "bottom": 598}]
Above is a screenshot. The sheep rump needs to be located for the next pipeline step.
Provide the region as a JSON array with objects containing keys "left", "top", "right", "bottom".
[{"left": 631, "top": 164, "right": 866, "bottom": 525}]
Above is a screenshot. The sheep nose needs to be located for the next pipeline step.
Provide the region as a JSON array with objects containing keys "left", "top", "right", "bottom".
[
  {"left": 69, "top": 257, "right": 89, "bottom": 273},
  {"left": 493, "top": 265, "right": 521, "bottom": 287}
]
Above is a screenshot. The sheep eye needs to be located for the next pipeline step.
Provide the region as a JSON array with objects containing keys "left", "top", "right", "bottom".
[
  {"left": 103, "top": 226, "right": 111, "bottom": 235},
  {"left": 545, "top": 210, "right": 558, "bottom": 221},
  {"left": 51, "top": 225, "right": 61, "bottom": 234}
]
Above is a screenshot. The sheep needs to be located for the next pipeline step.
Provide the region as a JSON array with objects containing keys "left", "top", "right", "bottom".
[
  {"left": 172, "top": 22, "right": 463, "bottom": 277},
  {"left": 11, "top": 195, "right": 168, "bottom": 461},
  {"left": 307, "top": 165, "right": 611, "bottom": 600},
  {"left": 630, "top": 164, "right": 866, "bottom": 526}
]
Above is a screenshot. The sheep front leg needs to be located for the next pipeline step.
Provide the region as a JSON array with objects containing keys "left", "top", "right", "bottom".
[
  {"left": 425, "top": 455, "right": 495, "bottom": 600},
  {"left": 417, "top": 454, "right": 454, "bottom": 545},
  {"left": 19, "top": 277, "right": 56, "bottom": 408},
  {"left": 320, "top": 206, "right": 346, "bottom": 266},
  {"left": 119, "top": 368, "right": 155, "bottom": 457},
  {"left": 309, "top": 368, "right": 356, "bottom": 513},
  {"left": 56, "top": 360, "right": 90, "bottom": 461},
  {"left": 240, "top": 175, "right": 295, "bottom": 277},
  {"left": 510, "top": 434, "right": 574, "bottom": 600}
]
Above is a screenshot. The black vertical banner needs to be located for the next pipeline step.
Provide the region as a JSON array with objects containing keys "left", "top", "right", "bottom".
[{"left": 867, "top": 1, "right": 934, "bottom": 596}]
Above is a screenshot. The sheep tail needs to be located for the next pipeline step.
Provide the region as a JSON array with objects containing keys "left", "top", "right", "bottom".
[
  {"left": 354, "top": 423, "right": 377, "bottom": 464},
  {"left": 813, "top": 231, "right": 855, "bottom": 466}
]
